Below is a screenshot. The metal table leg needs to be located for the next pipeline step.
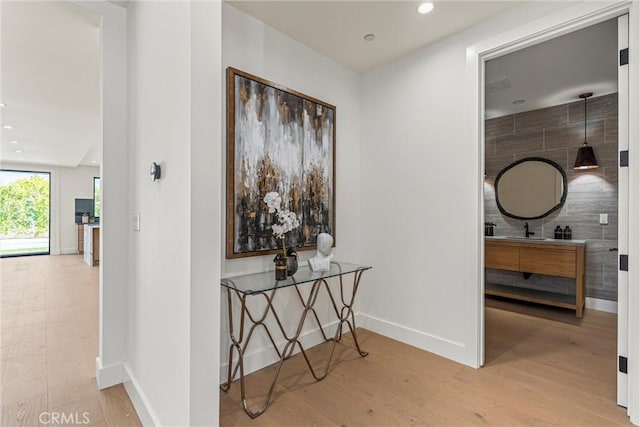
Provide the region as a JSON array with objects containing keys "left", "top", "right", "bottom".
[{"left": 220, "top": 269, "right": 369, "bottom": 418}]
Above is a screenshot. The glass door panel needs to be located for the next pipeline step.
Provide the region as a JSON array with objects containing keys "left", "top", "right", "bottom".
[{"left": 0, "top": 169, "right": 51, "bottom": 257}]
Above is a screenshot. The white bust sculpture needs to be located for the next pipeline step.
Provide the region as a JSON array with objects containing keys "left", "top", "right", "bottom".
[{"left": 308, "top": 233, "right": 334, "bottom": 272}]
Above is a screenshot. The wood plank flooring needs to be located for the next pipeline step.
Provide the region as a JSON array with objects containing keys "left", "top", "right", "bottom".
[
  {"left": 220, "top": 297, "right": 631, "bottom": 426},
  {"left": 1, "top": 255, "right": 141, "bottom": 427},
  {"left": 4, "top": 254, "right": 629, "bottom": 426}
]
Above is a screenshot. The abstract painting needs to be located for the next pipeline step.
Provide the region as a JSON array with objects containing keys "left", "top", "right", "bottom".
[{"left": 226, "top": 68, "right": 335, "bottom": 258}]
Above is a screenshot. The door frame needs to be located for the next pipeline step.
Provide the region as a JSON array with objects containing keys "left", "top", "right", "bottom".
[
  {"left": 71, "top": 0, "right": 129, "bottom": 395},
  {"left": 617, "top": 13, "right": 630, "bottom": 408},
  {"left": 466, "top": 0, "right": 639, "bottom": 423}
]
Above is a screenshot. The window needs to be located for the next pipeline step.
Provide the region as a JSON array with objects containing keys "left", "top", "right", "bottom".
[
  {"left": 0, "top": 169, "right": 51, "bottom": 257},
  {"left": 94, "top": 177, "right": 101, "bottom": 220}
]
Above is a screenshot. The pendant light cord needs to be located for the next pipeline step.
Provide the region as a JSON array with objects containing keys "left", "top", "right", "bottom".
[{"left": 583, "top": 95, "right": 588, "bottom": 146}]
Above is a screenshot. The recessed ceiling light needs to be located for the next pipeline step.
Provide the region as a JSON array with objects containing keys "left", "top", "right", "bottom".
[
  {"left": 14, "top": 149, "right": 23, "bottom": 153},
  {"left": 9, "top": 140, "right": 19, "bottom": 144},
  {"left": 18, "top": 158, "right": 24, "bottom": 161},
  {"left": 0, "top": 103, "right": 6, "bottom": 108},
  {"left": 3, "top": 125, "right": 13, "bottom": 130},
  {"left": 512, "top": 99, "right": 526, "bottom": 105},
  {"left": 91, "top": 160, "right": 98, "bottom": 164},
  {"left": 417, "top": 2, "right": 434, "bottom": 15},
  {"left": 363, "top": 33, "right": 375, "bottom": 42}
]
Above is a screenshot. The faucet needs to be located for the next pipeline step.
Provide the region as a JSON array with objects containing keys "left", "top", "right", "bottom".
[{"left": 524, "top": 222, "right": 535, "bottom": 238}]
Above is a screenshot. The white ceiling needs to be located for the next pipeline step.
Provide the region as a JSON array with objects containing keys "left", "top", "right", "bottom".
[
  {"left": 1, "top": 1, "right": 101, "bottom": 168},
  {"left": 485, "top": 17, "right": 618, "bottom": 118},
  {"left": 231, "top": 1, "right": 618, "bottom": 117},
  {"left": 0, "top": 1, "right": 619, "bottom": 168},
  {"left": 227, "top": 1, "right": 524, "bottom": 73}
]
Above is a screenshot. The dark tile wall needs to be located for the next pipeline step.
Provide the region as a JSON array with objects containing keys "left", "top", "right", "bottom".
[{"left": 484, "top": 93, "right": 618, "bottom": 301}]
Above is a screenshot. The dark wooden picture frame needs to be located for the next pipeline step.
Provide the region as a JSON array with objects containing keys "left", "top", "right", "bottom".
[{"left": 226, "top": 67, "right": 336, "bottom": 259}]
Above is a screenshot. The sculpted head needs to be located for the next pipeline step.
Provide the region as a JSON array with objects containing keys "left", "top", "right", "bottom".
[{"left": 316, "top": 233, "right": 333, "bottom": 256}]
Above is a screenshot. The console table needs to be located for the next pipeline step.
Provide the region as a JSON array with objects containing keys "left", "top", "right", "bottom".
[{"left": 220, "top": 261, "right": 371, "bottom": 418}]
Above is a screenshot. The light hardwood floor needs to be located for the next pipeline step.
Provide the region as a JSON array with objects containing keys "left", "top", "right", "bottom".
[
  {"left": 220, "top": 297, "right": 631, "bottom": 426},
  {"left": 4, "top": 254, "right": 629, "bottom": 426},
  {"left": 1, "top": 255, "right": 141, "bottom": 427}
]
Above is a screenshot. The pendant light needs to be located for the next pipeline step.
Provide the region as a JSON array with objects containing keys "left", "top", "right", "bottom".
[{"left": 573, "top": 92, "right": 598, "bottom": 170}]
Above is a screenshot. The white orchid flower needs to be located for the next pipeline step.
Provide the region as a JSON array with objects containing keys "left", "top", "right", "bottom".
[
  {"left": 263, "top": 192, "right": 281, "bottom": 213},
  {"left": 264, "top": 191, "right": 300, "bottom": 242}
]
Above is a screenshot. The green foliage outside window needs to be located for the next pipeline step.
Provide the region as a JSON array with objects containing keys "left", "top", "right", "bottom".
[
  {"left": 0, "top": 175, "right": 50, "bottom": 238},
  {"left": 94, "top": 177, "right": 101, "bottom": 218}
]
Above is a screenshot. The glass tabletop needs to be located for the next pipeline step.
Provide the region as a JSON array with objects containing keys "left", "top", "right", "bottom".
[{"left": 220, "top": 261, "right": 372, "bottom": 295}]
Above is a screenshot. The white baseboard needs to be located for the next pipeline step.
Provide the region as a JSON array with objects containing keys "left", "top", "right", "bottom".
[
  {"left": 95, "top": 358, "right": 160, "bottom": 426},
  {"left": 60, "top": 247, "right": 79, "bottom": 255},
  {"left": 358, "top": 313, "right": 469, "bottom": 366},
  {"left": 586, "top": 297, "right": 617, "bottom": 314},
  {"left": 95, "top": 357, "right": 125, "bottom": 389},
  {"left": 123, "top": 364, "right": 160, "bottom": 427},
  {"left": 219, "top": 313, "right": 469, "bottom": 383}
]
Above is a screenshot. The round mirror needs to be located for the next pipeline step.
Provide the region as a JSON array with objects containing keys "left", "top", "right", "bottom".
[{"left": 495, "top": 157, "right": 567, "bottom": 220}]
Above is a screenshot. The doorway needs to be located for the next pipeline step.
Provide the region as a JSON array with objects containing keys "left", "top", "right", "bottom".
[
  {"left": 0, "top": 169, "right": 51, "bottom": 257},
  {"left": 468, "top": 1, "right": 635, "bottom": 419},
  {"left": 483, "top": 17, "right": 619, "bottom": 321},
  {"left": 482, "top": 14, "right": 624, "bottom": 395}
]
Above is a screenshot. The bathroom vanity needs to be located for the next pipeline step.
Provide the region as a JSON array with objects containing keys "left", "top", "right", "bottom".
[{"left": 485, "top": 236, "right": 586, "bottom": 318}]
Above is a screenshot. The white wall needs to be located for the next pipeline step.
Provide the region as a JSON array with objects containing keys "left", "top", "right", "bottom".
[
  {"left": 0, "top": 161, "right": 99, "bottom": 255},
  {"left": 59, "top": 167, "right": 99, "bottom": 253},
  {"left": 222, "top": 4, "right": 362, "bottom": 273},
  {"left": 110, "top": 0, "right": 640, "bottom": 424},
  {"left": 189, "top": 1, "right": 222, "bottom": 425},
  {"left": 359, "top": 1, "right": 581, "bottom": 367},
  {"left": 126, "top": 1, "right": 222, "bottom": 425},
  {"left": 127, "top": 2, "right": 191, "bottom": 424},
  {"left": 220, "top": 3, "right": 362, "bottom": 375}
]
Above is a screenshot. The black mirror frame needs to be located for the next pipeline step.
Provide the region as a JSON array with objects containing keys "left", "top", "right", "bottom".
[{"left": 494, "top": 157, "right": 568, "bottom": 220}]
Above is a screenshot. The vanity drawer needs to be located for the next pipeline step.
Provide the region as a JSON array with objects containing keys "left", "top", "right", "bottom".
[
  {"left": 485, "top": 244, "right": 519, "bottom": 271},
  {"left": 519, "top": 247, "right": 576, "bottom": 278}
]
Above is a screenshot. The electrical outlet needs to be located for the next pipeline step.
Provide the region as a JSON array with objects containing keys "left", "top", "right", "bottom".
[
  {"left": 133, "top": 213, "right": 141, "bottom": 231},
  {"left": 599, "top": 213, "right": 608, "bottom": 225}
]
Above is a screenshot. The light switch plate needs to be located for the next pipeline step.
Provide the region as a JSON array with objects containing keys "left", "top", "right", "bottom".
[
  {"left": 133, "top": 213, "right": 141, "bottom": 231},
  {"left": 600, "top": 213, "right": 608, "bottom": 225}
]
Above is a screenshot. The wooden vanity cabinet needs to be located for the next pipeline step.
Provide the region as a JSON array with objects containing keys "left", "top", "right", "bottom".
[
  {"left": 485, "top": 239, "right": 586, "bottom": 318},
  {"left": 78, "top": 224, "right": 84, "bottom": 254}
]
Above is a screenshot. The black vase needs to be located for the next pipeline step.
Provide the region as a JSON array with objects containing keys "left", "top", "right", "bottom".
[
  {"left": 274, "top": 254, "right": 287, "bottom": 281},
  {"left": 286, "top": 248, "right": 298, "bottom": 276}
]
